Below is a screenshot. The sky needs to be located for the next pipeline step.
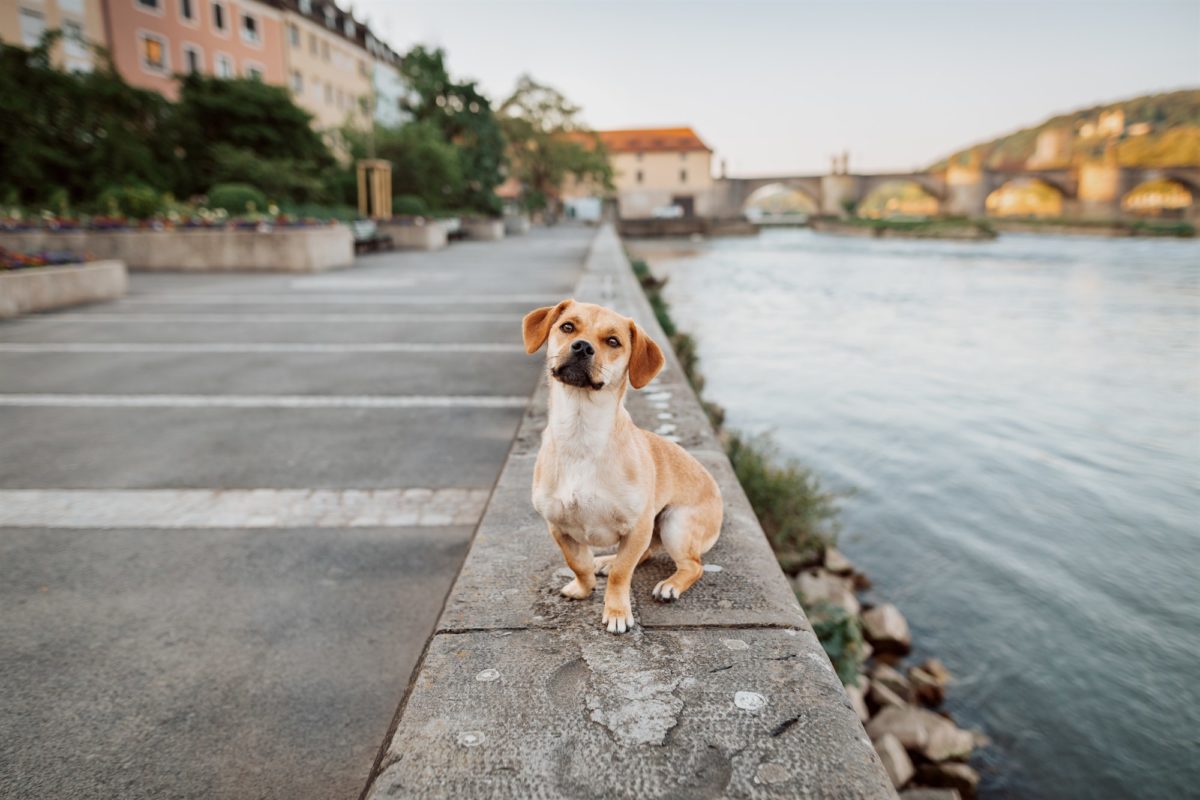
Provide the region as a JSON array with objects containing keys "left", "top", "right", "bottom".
[{"left": 350, "top": 0, "right": 1200, "bottom": 176}]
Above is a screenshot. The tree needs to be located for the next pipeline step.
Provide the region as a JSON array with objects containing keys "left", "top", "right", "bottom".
[
  {"left": 0, "top": 34, "right": 177, "bottom": 206},
  {"left": 398, "top": 46, "right": 505, "bottom": 214},
  {"left": 170, "top": 73, "right": 335, "bottom": 200},
  {"left": 345, "top": 121, "right": 464, "bottom": 210},
  {"left": 499, "top": 75, "right": 612, "bottom": 213}
]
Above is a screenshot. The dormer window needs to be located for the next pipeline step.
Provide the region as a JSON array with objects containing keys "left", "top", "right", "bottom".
[
  {"left": 325, "top": 7, "right": 335, "bottom": 28},
  {"left": 343, "top": 18, "right": 354, "bottom": 37},
  {"left": 299, "top": 0, "right": 311, "bottom": 13}
]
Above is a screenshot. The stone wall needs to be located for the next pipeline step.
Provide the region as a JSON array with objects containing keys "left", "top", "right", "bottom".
[
  {"left": 0, "top": 260, "right": 126, "bottom": 319},
  {"left": 0, "top": 227, "right": 353, "bottom": 272},
  {"left": 361, "top": 225, "right": 895, "bottom": 799}
]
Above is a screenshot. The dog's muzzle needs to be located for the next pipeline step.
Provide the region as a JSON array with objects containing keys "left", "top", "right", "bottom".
[{"left": 552, "top": 340, "right": 604, "bottom": 390}]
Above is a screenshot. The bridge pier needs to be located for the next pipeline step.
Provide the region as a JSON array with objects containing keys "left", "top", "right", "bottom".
[
  {"left": 943, "top": 164, "right": 987, "bottom": 217},
  {"left": 820, "top": 174, "right": 863, "bottom": 217}
]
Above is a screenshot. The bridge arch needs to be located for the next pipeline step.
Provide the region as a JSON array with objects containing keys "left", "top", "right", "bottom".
[
  {"left": 985, "top": 177, "right": 1065, "bottom": 217},
  {"left": 1121, "top": 177, "right": 1194, "bottom": 217},
  {"left": 857, "top": 179, "right": 941, "bottom": 218},
  {"left": 742, "top": 182, "right": 819, "bottom": 220}
]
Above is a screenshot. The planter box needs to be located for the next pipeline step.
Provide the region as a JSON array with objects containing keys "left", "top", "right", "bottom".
[
  {"left": 377, "top": 220, "right": 449, "bottom": 251},
  {"left": 0, "top": 226, "right": 353, "bottom": 272},
  {"left": 0, "top": 260, "right": 126, "bottom": 319},
  {"left": 503, "top": 214, "right": 531, "bottom": 235},
  {"left": 462, "top": 219, "right": 504, "bottom": 241}
]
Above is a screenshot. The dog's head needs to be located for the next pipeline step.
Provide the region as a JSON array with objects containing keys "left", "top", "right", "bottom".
[{"left": 523, "top": 299, "right": 664, "bottom": 392}]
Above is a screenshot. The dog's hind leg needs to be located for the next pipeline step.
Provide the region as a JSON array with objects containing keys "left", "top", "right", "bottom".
[
  {"left": 652, "top": 501, "right": 721, "bottom": 602},
  {"left": 595, "top": 537, "right": 657, "bottom": 576}
]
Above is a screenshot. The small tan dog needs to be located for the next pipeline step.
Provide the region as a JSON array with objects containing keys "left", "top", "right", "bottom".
[{"left": 523, "top": 299, "right": 723, "bottom": 634}]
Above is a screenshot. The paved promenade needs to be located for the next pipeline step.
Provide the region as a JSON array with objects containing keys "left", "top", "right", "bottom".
[{"left": 0, "top": 227, "right": 589, "bottom": 799}]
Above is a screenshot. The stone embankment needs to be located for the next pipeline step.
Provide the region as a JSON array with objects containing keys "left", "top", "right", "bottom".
[
  {"left": 360, "top": 225, "right": 896, "bottom": 799},
  {"left": 796, "top": 550, "right": 988, "bottom": 798},
  {"left": 810, "top": 218, "right": 996, "bottom": 241},
  {"left": 0, "top": 260, "right": 126, "bottom": 318}
]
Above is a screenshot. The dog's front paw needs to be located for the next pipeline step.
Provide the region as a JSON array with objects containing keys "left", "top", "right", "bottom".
[
  {"left": 652, "top": 579, "right": 681, "bottom": 602},
  {"left": 560, "top": 577, "right": 594, "bottom": 600},
  {"left": 602, "top": 603, "right": 635, "bottom": 634}
]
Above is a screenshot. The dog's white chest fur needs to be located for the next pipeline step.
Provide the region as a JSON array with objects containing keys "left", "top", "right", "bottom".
[
  {"left": 534, "top": 453, "right": 640, "bottom": 547},
  {"left": 532, "top": 385, "right": 645, "bottom": 547}
]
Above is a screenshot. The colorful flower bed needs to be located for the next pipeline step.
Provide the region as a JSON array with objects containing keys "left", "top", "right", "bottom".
[{"left": 0, "top": 246, "right": 88, "bottom": 271}]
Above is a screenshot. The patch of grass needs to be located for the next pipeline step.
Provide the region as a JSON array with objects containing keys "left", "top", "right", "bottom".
[
  {"left": 807, "top": 602, "right": 868, "bottom": 685},
  {"left": 725, "top": 432, "right": 841, "bottom": 571}
]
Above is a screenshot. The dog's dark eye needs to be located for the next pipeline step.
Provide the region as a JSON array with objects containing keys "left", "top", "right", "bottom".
[
  {"left": 606, "top": 336, "right": 621, "bottom": 348},
  {"left": 560, "top": 322, "right": 575, "bottom": 333}
]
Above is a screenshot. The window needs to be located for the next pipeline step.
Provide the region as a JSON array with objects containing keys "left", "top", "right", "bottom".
[
  {"left": 241, "top": 13, "right": 260, "bottom": 44},
  {"left": 245, "top": 63, "right": 263, "bottom": 80},
  {"left": 136, "top": 0, "right": 161, "bottom": 10},
  {"left": 680, "top": 169, "right": 687, "bottom": 184},
  {"left": 308, "top": 33, "right": 317, "bottom": 54},
  {"left": 287, "top": 23, "right": 299, "bottom": 47},
  {"left": 343, "top": 18, "right": 354, "bottom": 37},
  {"left": 60, "top": 0, "right": 85, "bottom": 12},
  {"left": 290, "top": 70, "right": 303, "bottom": 92},
  {"left": 139, "top": 32, "right": 169, "bottom": 73},
  {"left": 321, "top": 40, "right": 329, "bottom": 60},
  {"left": 216, "top": 53, "right": 234, "bottom": 78},
  {"left": 312, "top": 77, "right": 320, "bottom": 99},
  {"left": 680, "top": 152, "right": 688, "bottom": 161},
  {"left": 324, "top": 7, "right": 335, "bottom": 28},
  {"left": 636, "top": 170, "right": 644, "bottom": 184},
  {"left": 63, "top": 20, "right": 86, "bottom": 57},
  {"left": 182, "top": 44, "right": 202, "bottom": 73},
  {"left": 299, "top": 0, "right": 311, "bottom": 13},
  {"left": 212, "top": 2, "right": 226, "bottom": 31},
  {"left": 18, "top": 8, "right": 45, "bottom": 47},
  {"left": 180, "top": 0, "right": 194, "bottom": 21},
  {"left": 324, "top": 83, "right": 333, "bottom": 105}
]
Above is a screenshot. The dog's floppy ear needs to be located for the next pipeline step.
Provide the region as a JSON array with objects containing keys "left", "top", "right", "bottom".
[
  {"left": 627, "top": 319, "right": 665, "bottom": 389},
  {"left": 523, "top": 299, "right": 573, "bottom": 354}
]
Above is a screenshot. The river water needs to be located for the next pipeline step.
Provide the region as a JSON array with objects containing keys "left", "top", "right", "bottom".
[{"left": 630, "top": 229, "right": 1200, "bottom": 799}]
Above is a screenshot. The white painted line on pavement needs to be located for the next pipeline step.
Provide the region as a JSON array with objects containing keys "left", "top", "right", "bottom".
[
  {"left": 122, "top": 293, "right": 558, "bottom": 305},
  {"left": 0, "top": 394, "right": 529, "bottom": 409},
  {"left": 0, "top": 488, "right": 492, "bottom": 528},
  {"left": 0, "top": 342, "right": 524, "bottom": 354},
  {"left": 32, "top": 312, "right": 521, "bottom": 323}
]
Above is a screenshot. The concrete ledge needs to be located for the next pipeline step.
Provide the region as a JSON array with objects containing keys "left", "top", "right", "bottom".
[
  {"left": 0, "top": 227, "right": 353, "bottom": 272},
  {"left": 0, "top": 260, "right": 126, "bottom": 319},
  {"left": 363, "top": 225, "right": 894, "bottom": 799},
  {"left": 377, "top": 220, "right": 449, "bottom": 251},
  {"left": 463, "top": 219, "right": 505, "bottom": 241}
]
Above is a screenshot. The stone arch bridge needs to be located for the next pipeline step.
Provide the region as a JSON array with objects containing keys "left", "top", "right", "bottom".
[{"left": 713, "top": 165, "right": 1200, "bottom": 219}]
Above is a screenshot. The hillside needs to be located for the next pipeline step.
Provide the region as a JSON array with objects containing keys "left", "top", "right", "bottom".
[{"left": 931, "top": 89, "right": 1200, "bottom": 171}]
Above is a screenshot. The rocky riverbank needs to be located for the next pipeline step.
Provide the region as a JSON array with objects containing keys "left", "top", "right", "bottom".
[
  {"left": 796, "top": 551, "right": 988, "bottom": 798},
  {"left": 630, "top": 253, "right": 990, "bottom": 799},
  {"left": 811, "top": 217, "right": 997, "bottom": 241}
]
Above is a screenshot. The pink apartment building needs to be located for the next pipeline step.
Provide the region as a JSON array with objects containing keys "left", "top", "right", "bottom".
[{"left": 103, "top": 0, "right": 285, "bottom": 99}]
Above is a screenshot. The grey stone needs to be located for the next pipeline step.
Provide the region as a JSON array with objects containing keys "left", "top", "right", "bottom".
[
  {"left": 915, "top": 762, "right": 981, "bottom": 799},
  {"left": 908, "top": 665, "right": 946, "bottom": 706},
  {"left": 846, "top": 678, "right": 871, "bottom": 723},
  {"left": 824, "top": 546, "right": 855, "bottom": 575},
  {"left": 871, "top": 662, "right": 915, "bottom": 703},
  {"left": 901, "top": 790, "right": 962, "bottom": 800},
  {"left": 862, "top": 603, "right": 912, "bottom": 654},
  {"left": 869, "top": 679, "right": 909, "bottom": 711},
  {"left": 866, "top": 707, "right": 975, "bottom": 762},
  {"left": 874, "top": 733, "right": 915, "bottom": 789},
  {"left": 794, "top": 567, "right": 861, "bottom": 615}
]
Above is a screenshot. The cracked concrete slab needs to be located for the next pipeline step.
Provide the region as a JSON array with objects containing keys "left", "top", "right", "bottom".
[{"left": 369, "top": 627, "right": 892, "bottom": 800}]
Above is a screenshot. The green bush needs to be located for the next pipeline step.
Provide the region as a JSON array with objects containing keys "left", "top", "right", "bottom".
[
  {"left": 807, "top": 602, "right": 868, "bottom": 685},
  {"left": 725, "top": 432, "right": 842, "bottom": 571},
  {"left": 96, "top": 183, "right": 168, "bottom": 218},
  {"left": 206, "top": 183, "right": 267, "bottom": 215},
  {"left": 393, "top": 194, "right": 429, "bottom": 216}
]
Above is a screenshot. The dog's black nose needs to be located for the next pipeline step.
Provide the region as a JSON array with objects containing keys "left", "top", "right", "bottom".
[{"left": 570, "top": 340, "right": 595, "bottom": 357}]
